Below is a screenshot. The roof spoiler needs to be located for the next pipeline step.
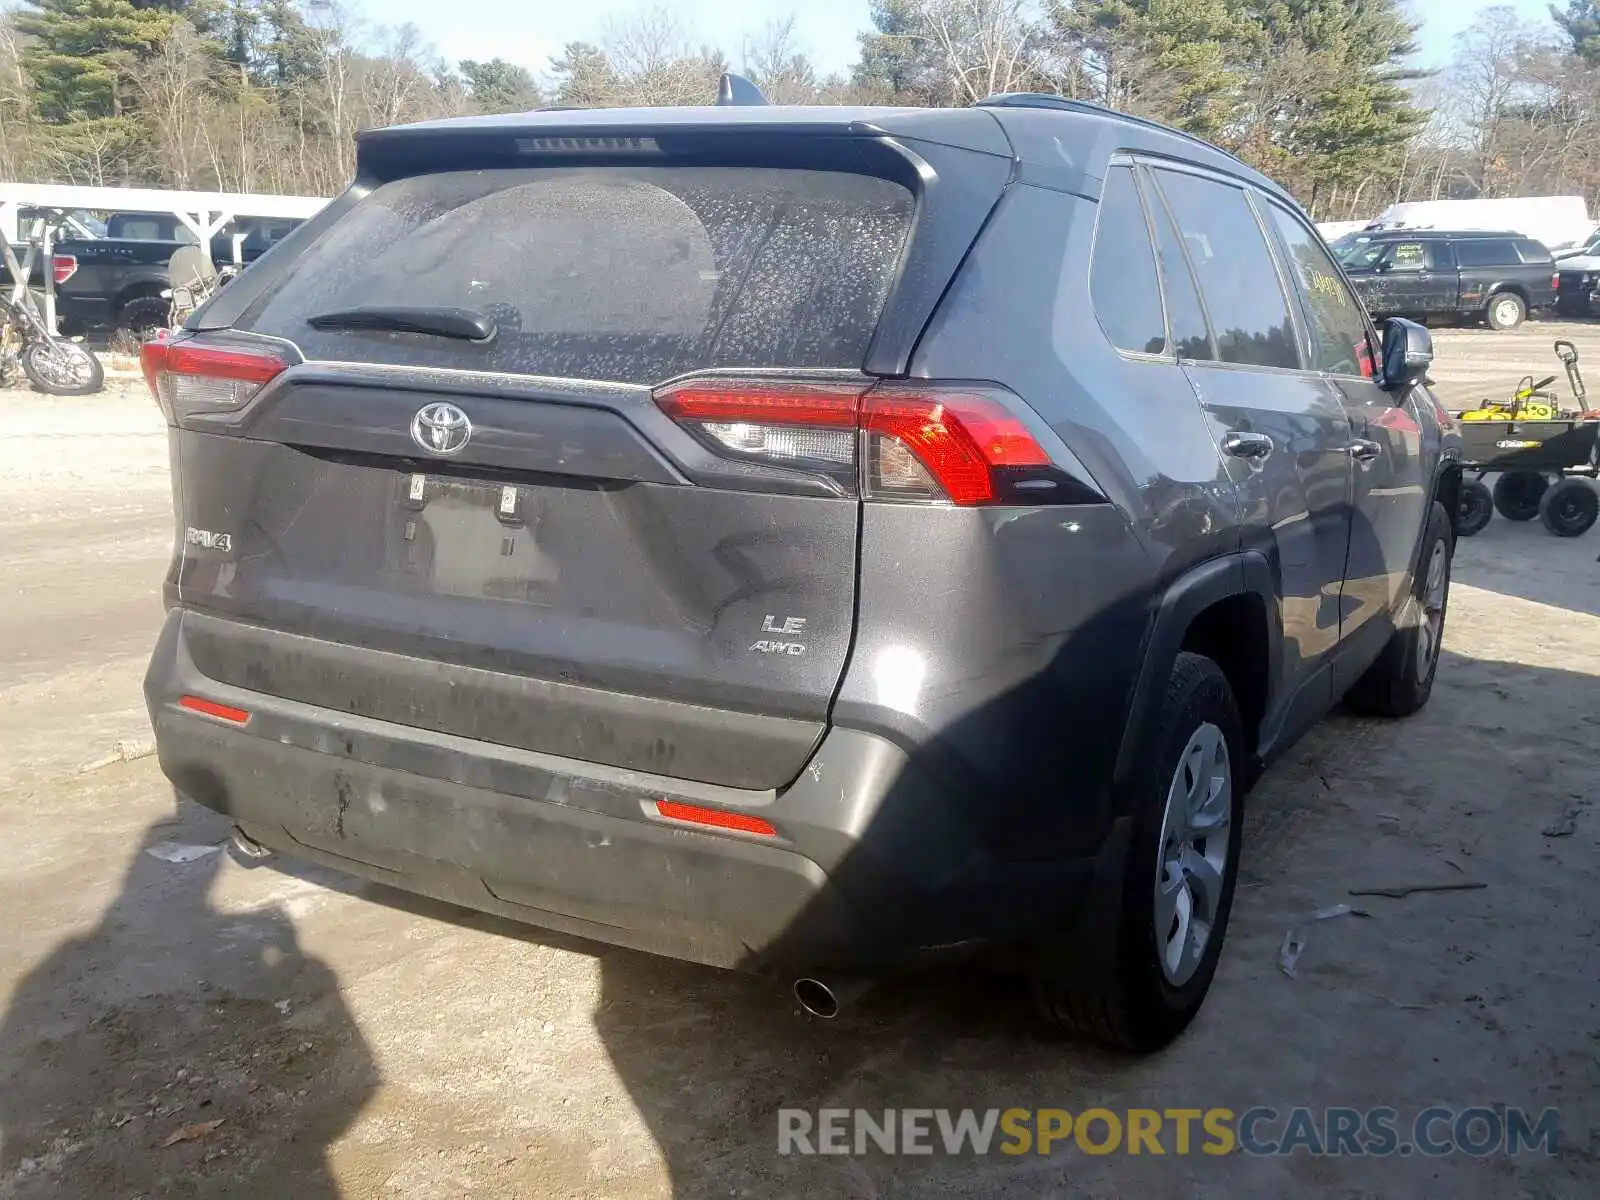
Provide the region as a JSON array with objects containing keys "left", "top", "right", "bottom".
[{"left": 717, "top": 73, "right": 768, "bottom": 106}]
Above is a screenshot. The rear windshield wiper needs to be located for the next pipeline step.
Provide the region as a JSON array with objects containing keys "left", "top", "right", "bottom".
[{"left": 307, "top": 305, "right": 496, "bottom": 342}]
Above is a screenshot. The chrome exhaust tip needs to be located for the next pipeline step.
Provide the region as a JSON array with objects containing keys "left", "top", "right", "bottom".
[
  {"left": 793, "top": 977, "right": 871, "bottom": 1019},
  {"left": 229, "top": 825, "right": 274, "bottom": 863}
]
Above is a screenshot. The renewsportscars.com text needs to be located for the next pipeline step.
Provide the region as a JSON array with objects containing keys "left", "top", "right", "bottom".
[{"left": 777, "top": 1106, "right": 1559, "bottom": 1158}]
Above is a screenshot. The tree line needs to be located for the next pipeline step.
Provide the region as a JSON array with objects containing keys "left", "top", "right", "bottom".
[{"left": 1, "top": 0, "right": 1599, "bottom": 221}]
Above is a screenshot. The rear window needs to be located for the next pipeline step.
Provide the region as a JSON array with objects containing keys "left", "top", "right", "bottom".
[
  {"left": 248, "top": 166, "right": 915, "bottom": 384},
  {"left": 1514, "top": 239, "right": 1553, "bottom": 263},
  {"left": 1453, "top": 239, "right": 1519, "bottom": 267}
]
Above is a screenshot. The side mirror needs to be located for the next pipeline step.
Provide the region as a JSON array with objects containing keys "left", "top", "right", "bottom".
[{"left": 1381, "top": 317, "right": 1432, "bottom": 392}]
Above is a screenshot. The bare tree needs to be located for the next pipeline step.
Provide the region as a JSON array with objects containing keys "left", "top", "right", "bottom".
[
  {"left": 742, "top": 16, "right": 819, "bottom": 104},
  {"left": 915, "top": 0, "right": 1052, "bottom": 105},
  {"left": 602, "top": 7, "right": 725, "bottom": 106},
  {"left": 131, "top": 20, "right": 216, "bottom": 189},
  {"left": 1450, "top": 6, "right": 1546, "bottom": 195}
]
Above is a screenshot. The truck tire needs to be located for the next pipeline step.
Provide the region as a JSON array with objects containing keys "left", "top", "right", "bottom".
[
  {"left": 1345, "top": 502, "right": 1452, "bottom": 717},
  {"left": 1485, "top": 292, "right": 1526, "bottom": 331},
  {"left": 1032, "top": 652, "right": 1244, "bottom": 1052},
  {"left": 117, "top": 296, "right": 171, "bottom": 344}
]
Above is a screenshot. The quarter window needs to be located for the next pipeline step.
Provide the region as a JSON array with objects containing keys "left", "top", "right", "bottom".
[
  {"left": 1454, "top": 239, "right": 1520, "bottom": 267},
  {"left": 1089, "top": 166, "right": 1167, "bottom": 356},
  {"left": 1151, "top": 169, "right": 1300, "bottom": 371}
]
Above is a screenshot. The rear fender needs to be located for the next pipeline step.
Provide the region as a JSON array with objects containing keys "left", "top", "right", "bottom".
[{"left": 1111, "top": 552, "right": 1281, "bottom": 799}]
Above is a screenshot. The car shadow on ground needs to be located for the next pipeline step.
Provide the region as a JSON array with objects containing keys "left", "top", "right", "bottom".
[{"left": 0, "top": 799, "right": 377, "bottom": 1198}]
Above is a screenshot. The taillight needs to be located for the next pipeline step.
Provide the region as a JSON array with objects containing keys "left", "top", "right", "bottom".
[
  {"left": 861, "top": 388, "right": 1050, "bottom": 505},
  {"left": 1552, "top": 273, "right": 1560, "bottom": 290},
  {"left": 51, "top": 254, "right": 77, "bottom": 286},
  {"left": 654, "top": 378, "right": 1060, "bottom": 506},
  {"left": 140, "top": 340, "right": 287, "bottom": 424},
  {"left": 655, "top": 380, "right": 863, "bottom": 490}
]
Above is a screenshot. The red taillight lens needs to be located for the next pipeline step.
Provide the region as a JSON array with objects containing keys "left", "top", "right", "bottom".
[
  {"left": 1553, "top": 273, "right": 1560, "bottom": 290},
  {"left": 655, "top": 799, "right": 777, "bottom": 837},
  {"left": 51, "top": 254, "right": 77, "bottom": 286},
  {"left": 140, "top": 340, "right": 287, "bottom": 423},
  {"left": 653, "top": 378, "right": 1056, "bottom": 506},
  {"left": 861, "top": 388, "right": 1051, "bottom": 505}
]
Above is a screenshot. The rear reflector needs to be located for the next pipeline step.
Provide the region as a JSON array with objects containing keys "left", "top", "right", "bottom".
[
  {"left": 51, "top": 254, "right": 78, "bottom": 286},
  {"left": 141, "top": 340, "right": 288, "bottom": 423},
  {"left": 179, "top": 695, "right": 251, "bottom": 725},
  {"left": 654, "top": 378, "right": 1056, "bottom": 505},
  {"left": 655, "top": 799, "right": 778, "bottom": 837}
]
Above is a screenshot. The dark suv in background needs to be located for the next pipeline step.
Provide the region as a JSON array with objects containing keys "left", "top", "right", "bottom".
[
  {"left": 1335, "top": 228, "right": 1558, "bottom": 330},
  {"left": 143, "top": 92, "right": 1460, "bottom": 1051}
]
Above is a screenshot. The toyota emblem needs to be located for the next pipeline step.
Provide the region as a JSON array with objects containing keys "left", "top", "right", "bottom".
[{"left": 411, "top": 402, "right": 472, "bottom": 456}]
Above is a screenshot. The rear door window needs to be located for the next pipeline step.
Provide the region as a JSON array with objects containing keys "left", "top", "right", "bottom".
[
  {"left": 1150, "top": 169, "right": 1300, "bottom": 371},
  {"left": 1144, "top": 172, "right": 1214, "bottom": 360},
  {"left": 247, "top": 166, "right": 915, "bottom": 385},
  {"left": 1089, "top": 166, "right": 1166, "bottom": 355},
  {"left": 1265, "top": 204, "right": 1376, "bottom": 378}
]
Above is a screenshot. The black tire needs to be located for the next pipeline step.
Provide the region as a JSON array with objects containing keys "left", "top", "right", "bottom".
[
  {"left": 1345, "top": 501, "right": 1452, "bottom": 718},
  {"left": 1492, "top": 470, "right": 1548, "bottom": 521},
  {"left": 1485, "top": 291, "right": 1526, "bottom": 331},
  {"left": 1032, "top": 652, "right": 1244, "bottom": 1052},
  {"left": 21, "top": 340, "right": 104, "bottom": 396},
  {"left": 117, "top": 295, "right": 171, "bottom": 344},
  {"left": 1538, "top": 479, "right": 1599, "bottom": 537},
  {"left": 1456, "top": 479, "right": 1493, "bottom": 537}
]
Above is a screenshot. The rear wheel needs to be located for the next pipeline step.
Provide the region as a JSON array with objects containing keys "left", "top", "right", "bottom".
[
  {"left": 1033, "top": 652, "right": 1243, "bottom": 1052},
  {"left": 1456, "top": 479, "right": 1493, "bottom": 537},
  {"left": 117, "top": 295, "right": 170, "bottom": 345},
  {"left": 1538, "top": 479, "right": 1599, "bottom": 537},
  {"left": 1486, "top": 292, "right": 1526, "bottom": 331},
  {"left": 1345, "top": 501, "right": 1452, "bottom": 718},
  {"left": 1492, "top": 470, "right": 1548, "bottom": 521}
]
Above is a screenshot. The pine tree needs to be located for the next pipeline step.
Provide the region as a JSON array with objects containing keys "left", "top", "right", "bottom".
[
  {"left": 15, "top": 0, "right": 173, "bottom": 123},
  {"left": 1551, "top": 0, "right": 1600, "bottom": 61},
  {"left": 460, "top": 58, "right": 542, "bottom": 113}
]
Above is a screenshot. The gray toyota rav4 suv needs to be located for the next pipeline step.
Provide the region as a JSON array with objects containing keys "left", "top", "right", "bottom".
[{"left": 143, "top": 92, "right": 1461, "bottom": 1051}]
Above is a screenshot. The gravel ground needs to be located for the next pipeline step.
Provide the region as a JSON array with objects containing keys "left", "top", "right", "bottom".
[{"left": 1, "top": 326, "right": 1597, "bottom": 1198}]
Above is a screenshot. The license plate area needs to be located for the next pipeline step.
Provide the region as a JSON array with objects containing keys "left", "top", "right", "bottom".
[{"left": 388, "top": 473, "right": 560, "bottom": 603}]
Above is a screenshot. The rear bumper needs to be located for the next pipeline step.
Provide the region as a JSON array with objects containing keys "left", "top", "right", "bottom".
[{"left": 145, "top": 610, "right": 1100, "bottom": 975}]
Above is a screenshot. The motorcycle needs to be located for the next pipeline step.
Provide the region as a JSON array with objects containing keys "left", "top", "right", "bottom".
[
  {"left": 0, "top": 288, "right": 103, "bottom": 396},
  {"left": 164, "top": 245, "right": 238, "bottom": 330}
]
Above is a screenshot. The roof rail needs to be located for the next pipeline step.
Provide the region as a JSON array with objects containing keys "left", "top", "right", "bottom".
[
  {"left": 973, "top": 92, "right": 1262, "bottom": 180},
  {"left": 717, "top": 73, "right": 769, "bottom": 107}
]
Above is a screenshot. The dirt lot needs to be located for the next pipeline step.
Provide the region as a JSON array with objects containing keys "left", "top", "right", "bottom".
[{"left": 2, "top": 326, "right": 1598, "bottom": 1198}]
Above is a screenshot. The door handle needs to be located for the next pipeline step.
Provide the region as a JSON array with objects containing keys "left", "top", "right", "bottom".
[
  {"left": 1221, "top": 431, "right": 1273, "bottom": 459},
  {"left": 1346, "top": 438, "right": 1383, "bottom": 463}
]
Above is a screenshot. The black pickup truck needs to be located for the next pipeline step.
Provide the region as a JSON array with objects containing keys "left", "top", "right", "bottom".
[
  {"left": 1332, "top": 229, "right": 1559, "bottom": 331},
  {"left": 42, "top": 212, "right": 302, "bottom": 338}
]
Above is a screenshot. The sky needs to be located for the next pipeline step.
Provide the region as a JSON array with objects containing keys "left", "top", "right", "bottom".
[{"left": 371, "top": 0, "right": 1569, "bottom": 83}]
